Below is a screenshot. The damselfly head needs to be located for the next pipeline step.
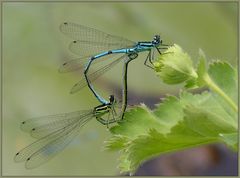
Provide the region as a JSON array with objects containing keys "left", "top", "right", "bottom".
[{"left": 152, "top": 35, "right": 161, "bottom": 45}]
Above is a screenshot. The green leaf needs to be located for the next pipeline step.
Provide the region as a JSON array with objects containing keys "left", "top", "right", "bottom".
[
  {"left": 184, "top": 105, "right": 236, "bottom": 137},
  {"left": 208, "top": 61, "right": 238, "bottom": 105},
  {"left": 154, "top": 44, "right": 197, "bottom": 84},
  {"left": 153, "top": 95, "right": 184, "bottom": 133},
  {"left": 184, "top": 78, "right": 197, "bottom": 89},
  {"left": 104, "top": 135, "right": 129, "bottom": 151},
  {"left": 219, "top": 133, "right": 238, "bottom": 151},
  {"left": 180, "top": 91, "right": 237, "bottom": 127},
  {"left": 105, "top": 90, "right": 237, "bottom": 173},
  {"left": 118, "top": 151, "right": 131, "bottom": 174},
  {"left": 105, "top": 47, "right": 238, "bottom": 174},
  {"left": 123, "top": 122, "right": 217, "bottom": 173},
  {"left": 110, "top": 104, "right": 168, "bottom": 137}
]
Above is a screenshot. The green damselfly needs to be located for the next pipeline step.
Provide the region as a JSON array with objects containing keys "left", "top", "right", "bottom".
[{"left": 14, "top": 95, "right": 121, "bottom": 169}]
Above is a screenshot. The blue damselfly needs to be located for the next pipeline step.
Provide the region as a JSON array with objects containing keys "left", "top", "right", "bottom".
[{"left": 59, "top": 22, "right": 169, "bottom": 109}]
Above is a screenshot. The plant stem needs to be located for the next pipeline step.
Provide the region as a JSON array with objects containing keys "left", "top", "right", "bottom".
[{"left": 203, "top": 74, "right": 238, "bottom": 112}]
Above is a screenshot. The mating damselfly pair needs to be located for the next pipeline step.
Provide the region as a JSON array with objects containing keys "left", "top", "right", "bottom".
[{"left": 14, "top": 22, "right": 169, "bottom": 169}]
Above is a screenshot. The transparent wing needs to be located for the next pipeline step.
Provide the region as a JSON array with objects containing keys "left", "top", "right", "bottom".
[
  {"left": 58, "top": 56, "right": 90, "bottom": 73},
  {"left": 70, "top": 54, "right": 126, "bottom": 94},
  {"left": 25, "top": 117, "right": 91, "bottom": 169},
  {"left": 68, "top": 40, "right": 134, "bottom": 56},
  {"left": 30, "top": 117, "right": 80, "bottom": 139},
  {"left": 14, "top": 110, "right": 93, "bottom": 169},
  {"left": 59, "top": 53, "right": 118, "bottom": 73},
  {"left": 60, "top": 22, "right": 135, "bottom": 56},
  {"left": 20, "top": 110, "right": 92, "bottom": 139}
]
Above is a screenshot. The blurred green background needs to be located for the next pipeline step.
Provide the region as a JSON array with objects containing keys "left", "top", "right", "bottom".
[{"left": 2, "top": 2, "right": 237, "bottom": 176}]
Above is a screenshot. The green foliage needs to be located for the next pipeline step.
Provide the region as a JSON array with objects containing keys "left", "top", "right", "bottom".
[
  {"left": 154, "top": 45, "right": 197, "bottom": 85},
  {"left": 219, "top": 133, "right": 238, "bottom": 151},
  {"left": 105, "top": 45, "right": 238, "bottom": 174}
]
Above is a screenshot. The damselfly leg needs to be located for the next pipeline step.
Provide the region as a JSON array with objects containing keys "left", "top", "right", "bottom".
[
  {"left": 60, "top": 22, "right": 170, "bottom": 115},
  {"left": 94, "top": 95, "right": 122, "bottom": 127},
  {"left": 144, "top": 50, "right": 154, "bottom": 69}
]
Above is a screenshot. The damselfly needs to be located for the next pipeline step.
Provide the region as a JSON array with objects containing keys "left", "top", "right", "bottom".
[
  {"left": 59, "top": 22, "right": 169, "bottom": 107},
  {"left": 14, "top": 95, "right": 120, "bottom": 169}
]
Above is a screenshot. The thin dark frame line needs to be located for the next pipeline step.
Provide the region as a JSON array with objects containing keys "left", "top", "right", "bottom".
[
  {"left": 237, "top": 1, "right": 240, "bottom": 175},
  {"left": 1, "top": 1, "right": 2, "bottom": 177},
  {"left": 1, "top": 0, "right": 239, "bottom": 3},
  {"left": 1, "top": 1, "right": 239, "bottom": 177}
]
